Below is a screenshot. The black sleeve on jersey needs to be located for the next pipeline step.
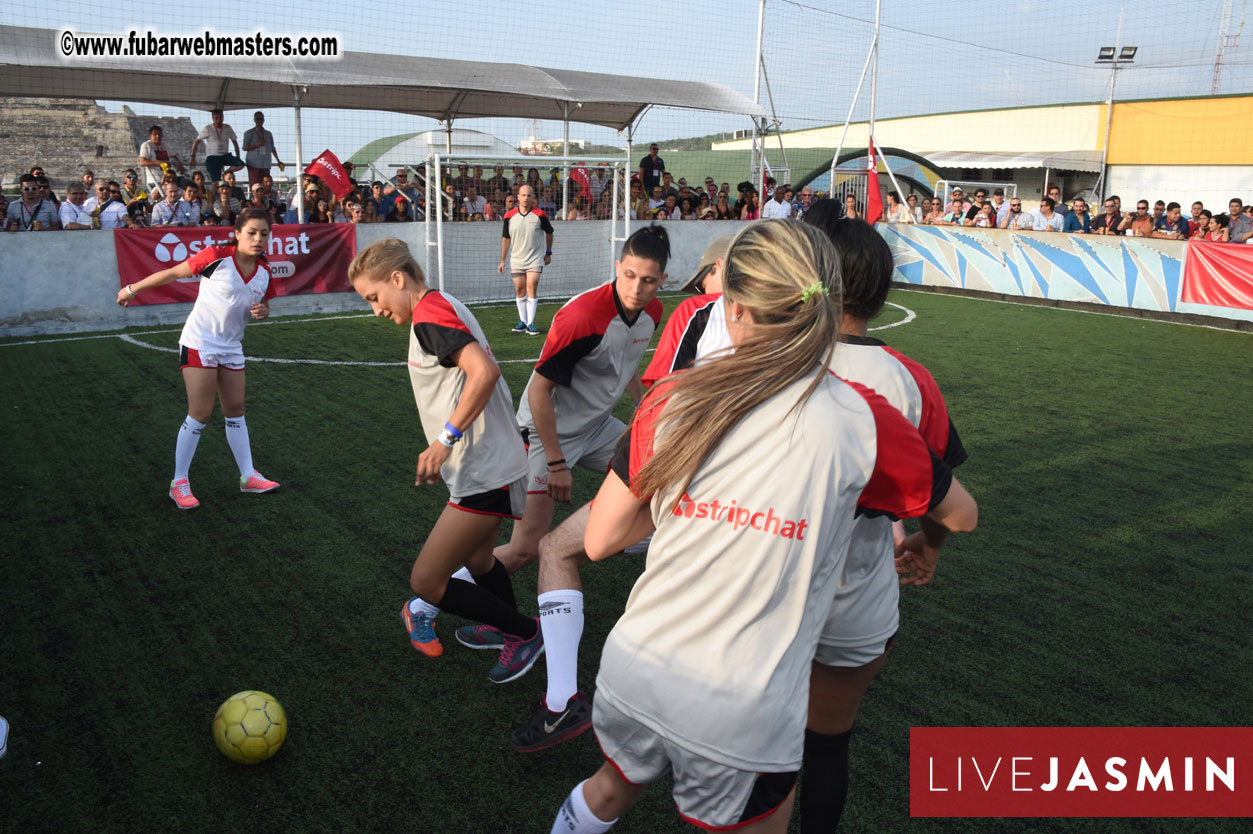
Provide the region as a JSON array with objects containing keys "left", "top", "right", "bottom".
[
  {"left": 855, "top": 447, "right": 953, "bottom": 521},
  {"left": 535, "top": 335, "right": 602, "bottom": 387},
  {"left": 943, "top": 418, "right": 968, "bottom": 469},
  {"left": 501, "top": 216, "right": 511, "bottom": 238},
  {"left": 539, "top": 214, "right": 554, "bottom": 235},
  {"left": 673, "top": 302, "right": 715, "bottom": 374},
  {"left": 611, "top": 427, "right": 632, "bottom": 484},
  {"left": 413, "top": 322, "right": 477, "bottom": 368}
]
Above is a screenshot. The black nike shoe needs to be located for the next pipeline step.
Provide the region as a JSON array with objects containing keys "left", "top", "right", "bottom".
[{"left": 510, "top": 691, "right": 593, "bottom": 753}]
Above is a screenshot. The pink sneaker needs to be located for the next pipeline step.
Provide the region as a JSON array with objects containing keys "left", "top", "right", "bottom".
[
  {"left": 169, "top": 478, "right": 200, "bottom": 510},
  {"left": 240, "top": 470, "right": 280, "bottom": 494}
]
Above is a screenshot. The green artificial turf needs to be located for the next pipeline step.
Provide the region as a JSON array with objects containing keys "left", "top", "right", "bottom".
[{"left": 0, "top": 290, "right": 1249, "bottom": 833}]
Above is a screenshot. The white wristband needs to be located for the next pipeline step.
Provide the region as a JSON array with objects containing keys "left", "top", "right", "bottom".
[{"left": 437, "top": 429, "right": 459, "bottom": 448}]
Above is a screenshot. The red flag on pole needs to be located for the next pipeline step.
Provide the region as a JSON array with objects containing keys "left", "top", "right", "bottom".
[
  {"left": 568, "top": 164, "right": 593, "bottom": 201},
  {"left": 305, "top": 149, "right": 353, "bottom": 199},
  {"left": 865, "top": 138, "right": 883, "bottom": 225}
]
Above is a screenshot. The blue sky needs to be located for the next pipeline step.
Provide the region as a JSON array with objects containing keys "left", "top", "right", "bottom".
[{"left": 7, "top": 0, "right": 1249, "bottom": 161}]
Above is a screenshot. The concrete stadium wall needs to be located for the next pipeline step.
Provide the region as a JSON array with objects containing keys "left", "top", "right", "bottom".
[
  {"left": 0, "top": 220, "right": 740, "bottom": 337},
  {"left": 878, "top": 224, "right": 1253, "bottom": 324}
]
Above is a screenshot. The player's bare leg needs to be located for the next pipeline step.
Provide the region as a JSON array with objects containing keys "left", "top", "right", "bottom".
[
  {"left": 800, "top": 654, "right": 888, "bottom": 833},
  {"left": 513, "top": 503, "right": 593, "bottom": 752},
  {"left": 494, "top": 491, "right": 555, "bottom": 574},
  {"left": 550, "top": 763, "right": 645, "bottom": 833}
]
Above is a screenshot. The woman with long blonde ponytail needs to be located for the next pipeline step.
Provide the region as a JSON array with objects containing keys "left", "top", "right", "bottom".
[{"left": 548, "top": 220, "right": 978, "bottom": 834}]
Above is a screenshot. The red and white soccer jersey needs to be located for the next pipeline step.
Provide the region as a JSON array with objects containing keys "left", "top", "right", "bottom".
[
  {"left": 408, "top": 291, "right": 528, "bottom": 499},
  {"left": 516, "top": 282, "right": 662, "bottom": 441},
  {"left": 596, "top": 373, "right": 953, "bottom": 772},
  {"left": 640, "top": 293, "right": 729, "bottom": 388},
  {"left": 818, "top": 335, "right": 967, "bottom": 662},
  {"left": 502, "top": 207, "right": 554, "bottom": 272},
  {"left": 178, "top": 246, "right": 276, "bottom": 354},
  {"left": 654, "top": 299, "right": 968, "bottom": 661}
]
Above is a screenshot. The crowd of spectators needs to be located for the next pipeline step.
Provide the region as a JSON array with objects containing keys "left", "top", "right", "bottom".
[
  {"left": 5, "top": 122, "right": 1249, "bottom": 244},
  {"left": 884, "top": 184, "right": 1253, "bottom": 242}
]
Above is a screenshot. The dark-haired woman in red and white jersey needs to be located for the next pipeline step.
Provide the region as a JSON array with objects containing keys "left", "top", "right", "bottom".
[{"left": 117, "top": 207, "right": 281, "bottom": 510}]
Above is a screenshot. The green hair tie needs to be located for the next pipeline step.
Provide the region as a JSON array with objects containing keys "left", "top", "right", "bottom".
[{"left": 800, "top": 283, "right": 829, "bottom": 304}]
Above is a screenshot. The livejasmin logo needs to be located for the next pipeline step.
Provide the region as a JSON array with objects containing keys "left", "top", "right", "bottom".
[
  {"left": 910, "top": 727, "right": 1252, "bottom": 818},
  {"left": 927, "top": 753, "right": 1234, "bottom": 793}
]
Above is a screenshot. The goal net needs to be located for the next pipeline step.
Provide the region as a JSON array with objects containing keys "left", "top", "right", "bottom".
[{"left": 419, "top": 154, "right": 630, "bottom": 304}]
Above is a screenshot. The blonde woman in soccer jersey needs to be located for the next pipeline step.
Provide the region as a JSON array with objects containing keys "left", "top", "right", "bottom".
[
  {"left": 348, "top": 239, "right": 544, "bottom": 683},
  {"left": 548, "top": 221, "right": 978, "bottom": 833},
  {"left": 116, "top": 208, "right": 281, "bottom": 510}
]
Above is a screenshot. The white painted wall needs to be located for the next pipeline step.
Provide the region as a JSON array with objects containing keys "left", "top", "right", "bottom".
[
  {"left": 0, "top": 220, "right": 740, "bottom": 338},
  {"left": 1107, "top": 166, "right": 1253, "bottom": 217}
]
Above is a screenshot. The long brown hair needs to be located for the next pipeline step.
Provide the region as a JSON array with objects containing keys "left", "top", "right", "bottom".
[{"left": 632, "top": 220, "right": 842, "bottom": 502}]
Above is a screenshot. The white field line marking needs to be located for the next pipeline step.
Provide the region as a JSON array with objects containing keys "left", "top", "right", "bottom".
[
  {"left": 891, "top": 287, "right": 1252, "bottom": 335},
  {"left": 9, "top": 301, "right": 919, "bottom": 367}
]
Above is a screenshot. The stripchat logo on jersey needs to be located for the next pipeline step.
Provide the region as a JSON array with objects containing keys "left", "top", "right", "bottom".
[
  {"left": 910, "top": 727, "right": 1252, "bottom": 818},
  {"left": 672, "top": 492, "right": 809, "bottom": 540}
]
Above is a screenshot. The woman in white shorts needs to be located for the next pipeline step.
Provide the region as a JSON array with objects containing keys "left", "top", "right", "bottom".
[
  {"left": 547, "top": 221, "right": 979, "bottom": 833},
  {"left": 116, "top": 207, "right": 280, "bottom": 510}
]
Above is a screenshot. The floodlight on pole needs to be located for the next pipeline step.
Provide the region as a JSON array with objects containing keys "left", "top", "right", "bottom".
[{"left": 1094, "top": 42, "right": 1137, "bottom": 202}]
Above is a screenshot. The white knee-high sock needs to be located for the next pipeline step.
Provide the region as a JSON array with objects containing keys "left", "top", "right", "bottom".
[
  {"left": 526, "top": 296, "right": 538, "bottom": 326},
  {"left": 409, "top": 567, "right": 476, "bottom": 617},
  {"left": 550, "top": 780, "right": 617, "bottom": 834},
  {"left": 516, "top": 296, "right": 528, "bottom": 322},
  {"left": 224, "top": 415, "right": 254, "bottom": 478},
  {"left": 539, "top": 589, "right": 584, "bottom": 711},
  {"left": 174, "top": 416, "right": 206, "bottom": 481}
]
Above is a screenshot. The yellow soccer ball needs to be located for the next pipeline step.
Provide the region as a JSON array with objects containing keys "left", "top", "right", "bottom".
[{"left": 212, "top": 691, "right": 287, "bottom": 764}]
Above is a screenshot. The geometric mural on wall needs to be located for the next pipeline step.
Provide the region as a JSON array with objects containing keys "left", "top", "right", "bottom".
[{"left": 879, "top": 225, "right": 1187, "bottom": 314}]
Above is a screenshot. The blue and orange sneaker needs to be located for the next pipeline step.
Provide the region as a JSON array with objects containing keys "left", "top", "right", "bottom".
[
  {"left": 489, "top": 618, "right": 544, "bottom": 684},
  {"left": 401, "top": 598, "right": 443, "bottom": 657}
]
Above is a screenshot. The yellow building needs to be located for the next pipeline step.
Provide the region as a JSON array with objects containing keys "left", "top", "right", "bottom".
[{"left": 714, "top": 95, "right": 1253, "bottom": 210}]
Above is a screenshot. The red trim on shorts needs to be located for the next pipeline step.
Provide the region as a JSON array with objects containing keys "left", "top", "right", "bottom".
[
  {"left": 446, "top": 501, "right": 520, "bottom": 521},
  {"left": 593, "top": 731, "right": 638, "bottom": 786},
  {"left": 180, "top": 346, "right": 207, "bottom": 370},
  {"left": 675, "top": 795, "right": 789, "bottom": 831},
  {"left": 526, "top": 489, "right": 549, "bottom": 496}
]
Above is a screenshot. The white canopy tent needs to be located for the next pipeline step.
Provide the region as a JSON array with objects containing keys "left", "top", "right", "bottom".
[{"left": 0, "top": 25, "right": 767, "bottom": 218}]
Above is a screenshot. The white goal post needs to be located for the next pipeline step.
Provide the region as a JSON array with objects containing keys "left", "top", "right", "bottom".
[{"left": 422, "top": 153, "right": 630, "bottom": 303}]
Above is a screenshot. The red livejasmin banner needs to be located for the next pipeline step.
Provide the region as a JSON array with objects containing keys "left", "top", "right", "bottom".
[
  {"left": 1182, "top": 241, "right": 1253, "bottom": 310},
  {"left": 910, "top": 727, "right": 1252, "bottom": 817},
  {"left": 114, "top": 224, "right": 356, "bottom": 306}
]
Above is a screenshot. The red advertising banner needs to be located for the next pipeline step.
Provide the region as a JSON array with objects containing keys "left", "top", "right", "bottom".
[
  {"left": 114, "top": 224, "right": 357, "bottom": 306},
  {"left": 911, "top": 727, "right": 1253, "bottom": 818},
  {"left": 1182, "top": 241, "right": 1253, "bottom": 310}
]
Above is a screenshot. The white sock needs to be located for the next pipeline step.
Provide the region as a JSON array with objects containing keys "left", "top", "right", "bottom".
[
  {"left": 224, "top": 415, "right": 254, "bottom": 478},
  {"left": 516, "top": 296, "right": 527, "bottom": 322},
  {"left": 526, "top": 296, "right": 538, "bottom": 326},
  {"left": 174, "top": 416, "right": 205, "bottom": 481},
  {"left": 550, "top": 780, "right": 616, "bottom": 834},
  {"left": 408, "top": 568, "right": 475, "bottom": 618},
  {"left": 539, "top": 589, "right": 584, "bottom": 712}
]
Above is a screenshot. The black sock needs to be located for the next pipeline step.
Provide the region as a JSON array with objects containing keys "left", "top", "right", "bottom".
[
  {"left": 435, "top": 578, "right": 536, "bottom": 640},
  {"left": 799, "top": 726, "right": 853, "bottom": 834},
  {"left": 471, "top": 558, "right": 516, "bottom": 609}
]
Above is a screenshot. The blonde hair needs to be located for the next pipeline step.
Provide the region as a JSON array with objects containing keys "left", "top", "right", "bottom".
[
  {"left": 348, "top": 237, "right": 425, "bottom": 286},
  {"left": 633, "top": 220, "right": 843, "bottom": 501}
]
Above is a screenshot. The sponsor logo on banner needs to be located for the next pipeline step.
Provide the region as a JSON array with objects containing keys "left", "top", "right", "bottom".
[
  {"left": 910, "top": 727, "right": 1252, "bottom": 818},
  {"left": 114, "top": 224, "right": 356, "bottom": 305}
]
